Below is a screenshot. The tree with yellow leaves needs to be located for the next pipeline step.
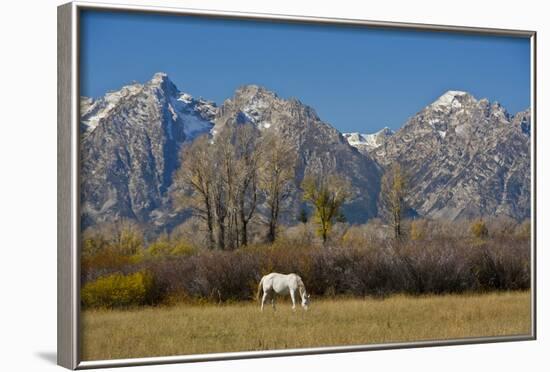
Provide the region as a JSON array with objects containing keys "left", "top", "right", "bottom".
[{"left": 301, "top": 173, "right": 352, "bottom": 244}]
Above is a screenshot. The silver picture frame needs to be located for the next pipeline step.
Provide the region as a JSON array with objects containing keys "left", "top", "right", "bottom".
[{"left": 57, "top": 1, "right": 537, "bottom": 369}]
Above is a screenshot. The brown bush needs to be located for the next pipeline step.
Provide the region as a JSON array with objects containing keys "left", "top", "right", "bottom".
[
  {"left": 81, "top": 248, "right": 137, "bottom": 283},
  {"left": 82, "top": 225, "right": 531, "bottom": 305}
]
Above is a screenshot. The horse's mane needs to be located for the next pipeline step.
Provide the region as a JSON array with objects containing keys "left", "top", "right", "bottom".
[{"left": 297, "top": 276, "right": 307, "bottom": 295}]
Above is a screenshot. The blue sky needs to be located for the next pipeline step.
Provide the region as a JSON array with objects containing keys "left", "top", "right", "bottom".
[{"left": 80, "top": 10, "right": 531, "bottom": 134}]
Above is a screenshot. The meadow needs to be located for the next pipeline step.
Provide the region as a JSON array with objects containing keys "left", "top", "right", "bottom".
[{"left": 81, "top": 291, "right": 531, "bottom": 361}]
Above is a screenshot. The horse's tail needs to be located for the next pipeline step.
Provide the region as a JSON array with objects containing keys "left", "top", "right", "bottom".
[{"left": 256, "top": 276, "right": 264, "bottom": 302}]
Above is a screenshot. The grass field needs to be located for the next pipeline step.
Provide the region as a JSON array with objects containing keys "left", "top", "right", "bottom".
[{"left": 81, "top": 291, "right": 531, "bottom": 361}]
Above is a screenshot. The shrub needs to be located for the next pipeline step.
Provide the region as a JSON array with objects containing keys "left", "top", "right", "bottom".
[
  {"left": 282, "top": 222, "right": 319, "bottom": 247},
  {"left": 471, "top": 219, "right": 489, "bottom": 239},
  {"left": 81, "top": 249, "right": 135, "bottom": 283},
  {"left": 486, "top": 216, "right": 518, "bottom": 238},
  {"left": 147, "top": 235, "right": 196, "bottom": 257},
  {"left": 396, "top": 239, "right": 475, "bottom": 294},
  {"left": 82, "top": 231, "right": 110, "bottom": 258},
  {"left": 515, "top": 220, "right": 531, "bottom": 240},
  {"left": 81, "top": 220, "right": 146, "bottom": 282},
  {"left": 469, "top": 238, "right": 530, "bottom": 290},
  {"left": 409, "top": 219, "right": 427, "bottom": 241},
  {"left": 171, "top": 217, "right": 213, "bottom": 250},
  {"left": 81, "top": 220, "right": 531, "bottom": 304},
  {"left": 81, "top": 271, "right": 156, "bottom": 308}
]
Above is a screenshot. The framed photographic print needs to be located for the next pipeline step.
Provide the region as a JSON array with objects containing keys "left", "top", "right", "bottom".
[{"left": 57, "top": 1, "right": 536, "bottom": 369}]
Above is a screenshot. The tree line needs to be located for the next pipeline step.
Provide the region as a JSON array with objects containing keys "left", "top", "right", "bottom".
[
  {"left": 171, "top": 124, "right": 467, "bottom": 248},
  {"left": 85, "top": 123, "right": 522, "bottom": 251},
  {"left": 172, "top": 124, "right": 360, "bottom": 250},
  {"left": 172, "top": 125, "right": 297, "bottom": 250}
]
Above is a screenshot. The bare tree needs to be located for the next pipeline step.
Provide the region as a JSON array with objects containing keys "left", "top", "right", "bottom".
[
  {"left": 173, "top": 124, "right": 295, "bottom": 249},
  {"left": 380, "top": 162, "right": 407, "bottom": 239},
  {"left": 172, "top": 135, "right": 215, "bottom": 249},
  {"left": 233, "top": 125, "right": 262, "bottom": 246},
  {"left": 211, "top": 132, "right": 233, "bottom": 250},
  {"left": 208, "top": 124, "right": 262, "bottom": 249},
  {"left": 259, "top": 132, "right": 297, "bottom": 242},
  {"left": 301, "top": 173, "right": 352, "bottom": 244},
  {"left": 106, "top": 218, "right": 144, "bottom": 255}
]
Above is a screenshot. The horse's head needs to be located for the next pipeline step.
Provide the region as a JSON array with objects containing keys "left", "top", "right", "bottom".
[{"left": 301, "top": 293, "right": 311, "bottom": 310}]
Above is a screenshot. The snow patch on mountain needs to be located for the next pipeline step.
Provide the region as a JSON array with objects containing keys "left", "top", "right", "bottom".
[
  {"left": 432, "top": 90, "right": 469, "bottom": 106},
  {"left": 343, "top": 127, "right": 394, "bottom": 152},
  {"left": 168, "top": 94, "right": 217, "bottom": 140}
]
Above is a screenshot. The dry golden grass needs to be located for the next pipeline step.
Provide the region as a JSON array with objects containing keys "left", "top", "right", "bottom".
[{"left": 81, "top": 291, "right": 531, "bottom": 361}]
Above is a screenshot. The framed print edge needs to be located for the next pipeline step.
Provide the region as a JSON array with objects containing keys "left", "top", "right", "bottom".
[
  {"left": 75, "top": 335, "right": 535, "bottom": 370},
  {"left": 57, "top": 1, "right": 537, "bottom": 369},
  {"left": 58, "top": 2, "right": 80, "bottom": 369},
  {"left": 71, "top": 0, "right": 536, "bottom": 36},
  {"left": 530, "top": 31, "right": 537, "bottom": 341}
]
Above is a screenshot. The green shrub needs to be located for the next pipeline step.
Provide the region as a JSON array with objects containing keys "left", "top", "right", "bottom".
[{"left": 81, "top": 271, "right": 155, "bottom": 308}]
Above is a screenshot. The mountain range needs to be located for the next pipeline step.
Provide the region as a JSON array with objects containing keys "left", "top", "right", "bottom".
[
  {"left": 343, "top": 91, "right": 531, "bottom": 220},
  {"left": 80, "top": 73, "right": 531, "bottom": 233}
]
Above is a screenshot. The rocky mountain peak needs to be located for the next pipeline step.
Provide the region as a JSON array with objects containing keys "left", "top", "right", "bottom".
[
  {"left": 234, "top": 84, "right": 277, "bottom": 100},
  {"left": 212, "top": 85, "right": 382, "bottom": 222},
  {"left": 367, "top": 91, "right": 530, "bottom": 221},
  {"left": 435, "top": 89, "right": 472, "bottom": 101},
  {"left": 149, "top": 71, "right": 170, "bottom": 85},
  {"left": 214, "top": 84, "right": 321, "bottom": 133},
  {"left": 80, "top": 74, "right": 217, "bottom": 229},
  {"left": 80, "top": 82, "right": 144, "bottom": 135},
  {"left": 146, "top": 71, "right": 179, "bottom": 97},
  {"left": 428, "top": 90, "right": 477, "bottom": 113},
  {"left": 489, "top": 101, "right": 510, "bottom": 122}
]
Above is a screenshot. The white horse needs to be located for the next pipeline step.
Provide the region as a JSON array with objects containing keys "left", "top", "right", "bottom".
[{"left": 256, "top": 273, "right": 310, "bottom": 311}]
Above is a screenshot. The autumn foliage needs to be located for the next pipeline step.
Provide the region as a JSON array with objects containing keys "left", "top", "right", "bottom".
[{"left": 81, "top": 217, "right": 530, "bottom": 308}]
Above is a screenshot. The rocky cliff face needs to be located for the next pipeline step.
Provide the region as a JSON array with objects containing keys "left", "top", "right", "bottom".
[
  {"left": 80, "top": 73, "right": 216, "bottom": 229},
  {"left": 212, "top": 85, "right": 382, "bottom": 222},
  {"left": 355, "top": 91, "right": 531, "bottom": 220}
]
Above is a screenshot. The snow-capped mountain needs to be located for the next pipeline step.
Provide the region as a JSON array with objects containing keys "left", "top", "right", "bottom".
[
  {"left": 343, "top": 127, "right": 394, "bottom": 153},
  {"left": 80, "top": 73, "right": 217, "bottom": 229},
  {"left": 81, "top": 73, "right": 216, "bottom": 139},
  {"left": 370, "top": 90, "right": 531, "bottom": 220},
  {"left": 80, "top": 76, "right": 531, "bottom": 234}
]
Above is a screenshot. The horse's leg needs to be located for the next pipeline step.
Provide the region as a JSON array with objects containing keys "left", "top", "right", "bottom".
[
  {"left": 271, "top": 291, "right": 276, "bottom": 311},
  {"left": 261, "top": 291, "right": 269, "bottom": 312},
  {"left": 290, "top": 289, "right": 296, "bottom": 311}
]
